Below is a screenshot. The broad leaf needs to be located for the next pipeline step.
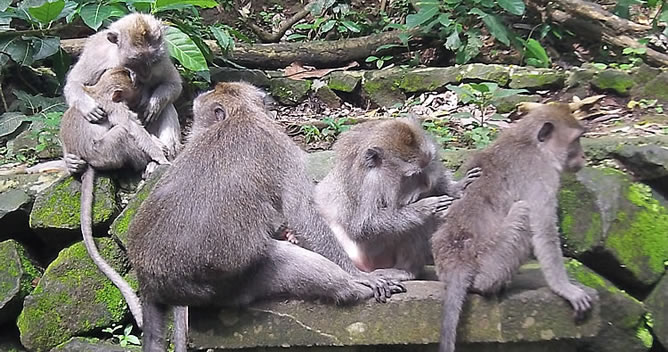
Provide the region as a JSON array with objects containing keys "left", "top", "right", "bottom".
[
  {"left": 155, "top": 0, "right": 217, "bottom": 11},
  {"left": 341, "top": 20, "right": 361, "bottom": 33},
  {"left": 12, "top": 90, "right": 66, "bottom": 113},
  {"left": 80, "top": 3, "right": 114, "bottom": 30},
  {"left": 471, "top": 10, "right": 512, "bottom": 46},
  {"left": 497, "top": 0, "right": 525, "bottom": 15},
  {"left": 286, "top": 33, "right": 308, "bottom": 41},
  {"left": 27, "top": 36, "right": 59, "bottom": 60},
  {"left": 309, "top": 0, "right": 336, "bottom": 15},
  {"left": 0, "top": 0, "right": 10, "bottom": 12},
  {"left": 437, "top": 13, "right": 452, "bottom": 27},
  {"left": 375, "top": 43, "right": 402, "bottom": 52},
  {"left": 107, "top": 3, "right": 128, "bottom": 18},
  {"left": 0, "top": 53, "right": 8, "bottom": 69},
  {"left": 320, "top": 19, "right": 336, "bottom": 33},
  {"left": 51, "top": 47, "right": 71, "bottom": 83},
  {"left": 613, "top": 0, "right": 642, "bottom": 18},
  {"left": 523, "top": 38, "right": 550, "bottom": 68},
  {"left": 28, "top": 0, "right": 65, "bottom": 24},
  {"left": 0, "top": 37, "right": 34, "bottom": 66},
  {"left": 0, "top": 112, "right": 27, "bottom": 138},
  {"left": 406, "top": 6, "right": 440, "bottom": 28},
  {"left": 446, "top": 84, "right": 475, "bottom": 103},
  {"left": 54, "top": 1, "right": 78, "bottom": 22},
  {"left": 445, "top": 30, "right": 461, "bottom": 50},
  {"left": 210, "top": 26, "right": 234, "bottom": 55},
  {"left": 491, "top": 87, "right": 528, "bottom": 99},
  {"left": 455, "top": 30, "right": 483, "bottom": 64},
  {"left": 165, "top": 26, "right": 208, "bottom": 73}
]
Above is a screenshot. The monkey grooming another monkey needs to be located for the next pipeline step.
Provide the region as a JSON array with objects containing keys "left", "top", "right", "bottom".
[
  {"left": 127, "top": 82, "right": 406, "bottom": 352},
  {"left": 432, "top": 103, "right": 594, "bottom": 352},
  {"left": 60, "top": 67, "right": 170, "bottom": 328},
  {"left": 64, "top": 12, "right": 182, "bottom": 174},
  {"left": 314, "top": 118, "right": 482, "bottom": 279}
]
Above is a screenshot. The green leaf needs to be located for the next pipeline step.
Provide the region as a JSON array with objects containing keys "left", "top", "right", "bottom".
[
  {"left": 54, "top": 1, "right": 78, "bottom": 22},
  {"left": 0, "top": 53, "right": 9, "bottom": 69},
  {"left": 376, "top": 60, "right": 384, "bottom": 69},
  {"left": 309, "top": 0, "right": 336, "bottom": 15},
  {"left": 406, "top": 6, "right": 440, "bottom": 28},
  {"left": 491, "top": 87, "right": 528, "bottom": 99},
  {"left": 28, "top": 0, "right": 65, "bottom": 24},
  {"left": 0, "top": 37, "right": 34, "bottom": 66},
  {"left": 294, "top": 23, "right": 314, "bottom": 30},
  {"left": 523, "top": 38, "right": 550, "bottom": 68},
  {"left": 613, "top": 0, "right": 641, "bottom": 18},
  {"left": 126, "top": 335, "right": 140, "bottom": 345},
  {"left": 107, "top": 3, "right": 128, "bottom": 18},
  {"left": 155, "top": 0, "right": 217, "bottom": 11},
  {"left": 496, "top": 0, "right": 525, "bottom": 15},
  {"left": 320, "top": 19, "right": 336, "bottom": 33},
  {"left": 365, "top": 56, "right": 379, "bottom": 62},
  {"left": 375, "top": 43, "right": 402, "bottom": 52},
  {"left": 28, "top": 36, "right": 59, "bottom": 61},
  {"left": 472, "top": 10, "right": 511, "bottom": 46},
  {"left": 455, "top": 30, "right": 483, "bottom": 64},
  {"left": 445, "top": 30, "right": 461, "bottom": 50},
  {"left": 210, "top": 26, "right": 234, "bottom": 55},
  {"left": 286, "top": 33, "right": 308, "bottom": 41},
  {"left": 341, "top": 20, "right": 361, "bottom": 33},
  {"left": 80, "top": 3, "right": 114, "bottom": 30},
  {"left": 437, "top": 13, "right": 452, "bottom": 27},
  {"left": 0, "top": 112, "right": 27, "bottom": 138},
  {"left": 51, "top": 48, "right": 71, "bottom": 83},
  {"left": 124, "top": 325, "right": 133, "bottom": 336},
  {"left": 0, "top": 0, "right": 10, "bottom": 12},
  {"left": 165, "top": 26, "right": 208, "bottom": 73},
  {"left": 398, "top": 32, "right": 410, "bottom": 47}
]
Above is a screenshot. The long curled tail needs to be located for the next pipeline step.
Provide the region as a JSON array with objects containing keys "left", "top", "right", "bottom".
[
  {"left": 80, "top": 167, "right": 143, "bottom": 328},
  {"left": 439, "top": 270, "right": 471, "bottom": 352}
]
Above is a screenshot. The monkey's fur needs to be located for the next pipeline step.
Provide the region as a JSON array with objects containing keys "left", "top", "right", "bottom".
[
  {"left": 127, "top": 82, "right": 405, "bottom": 352},
  {"left": 64, "top": 13, "right": 182, "bottom": 173},
  {"left": 432, "top": 104, "right": 594, "bottom": 352},
  {"left": 314, "top": 119, "right": 481, "bottom": 278},
  {"left": 59, "top": 67, "right": 170, "bottom": 328}
]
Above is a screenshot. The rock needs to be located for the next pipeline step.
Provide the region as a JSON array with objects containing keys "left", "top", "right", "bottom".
[
  {"left": 646, "top": 273, "right": 668, "bottom": 349},
  {"left": 491, "top": 94, "right": 541, "bottom": 113},
  {"left": 314, "top": 85, "right": 342, "bottom": 109},
  {"left": 17, "top": 238, "right": 131, "bottom": 352},
  {"left": 559, "top": 167, "right": 668, "bottom": 290},
  {"left": 6, "top": 126, "right": 61, "bottom": 160},
  {"left": 327, "top": 71, "right": 362, "bottom": 93},
  {"left": 566, "top": 68, "right": 597, "bottom": 89},
  {"left": 395, "top": 67, "right": 459, "bottom": 93},
  {"left": 591, "top": 70, "right": 635, "bottom": 95},
  {"left": 0, "top": 240, "right": 41, "bottom": 324},
  {"left": 51, "top": 337, "right": 141, "bottom": 352},
  {"left": 109, "top": 165, "right": 168, "bottom": 247},
  {"left": 29, "top": 176, "right": 118, "bottom": 249},
  {"left": 508, "top": 69, "right": 566, "bottom": 89},
  {"left": 189, "top": 276, "right": 599, "bottom": 350},
  {"left": 632, "top": 64, "right": 663, "bottom": 86},
  {"left": 565, "top": 260, "right": 652, "bottom": 352},
  {"left": 362, "top": 69, "right": 406, "bottom": 108},
  {"left": 459, "top": 64, "right": 510, "bottom": 85},
  {"left": 613, "top": 144, "right": 668, "bottom": 180},
  {"left": 269, "top": 78, "right": 311, "bottom": 106},
  {"left": 210, "top": 67, "right": 270, "bottom": 87},
  {"left": 632, "top": 71, "right": 668, "bottom": 104},
  {"left": 581, "top": 135, "right": 668, "bottom": 163}
]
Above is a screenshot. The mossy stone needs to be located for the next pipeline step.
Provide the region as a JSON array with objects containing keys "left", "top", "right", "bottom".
[
  {"left": 327, "top": 71, "right": 361, "bottom": 93},
  {"left": 591, "top": 70, "right": 635, "bottom": 95},
  {"left": 314, "top": 85, "right": 342, "bottom": 109},
  {"left": 458, "top": 64, "right": 511, "bottom": 85},
  {"left": 29, "top": 175, "right": 118, "bottom": 248},
  {"left": 508, "top": 70, "right": 566, "bottom": 89},
  {"left": 491, "top": 94, "right": 540, "bottom": 113},
  {"left": 17, "top": 238, "right": 130, "bottom": 352},
  {"left": 396, "top": 67, "right": 459, "bottom": 93},
  {"left": 558, "top": 170, "right": 605, "bottom": 257},
  {"left": 209, "top": 67, "right": 270, "bottom": 87},
  {"left": 566, "top": 68, "right": 597, "bottom": 89},
  {"left": 109, "top": 165, "right": 168, "bottom": 247},
  {"left": 269, "top": 78, "right": 311, "bottom": 106},
  {"left": 0, "top": 240, "right": 41, "bottom": 324},
  {"left": 632, "top": 71, "right": 668, "bottom": 104},
  {"left": 613, "top": 144, "right": 668, "bottom": 180},
  {"left": 646, "top": 273, "right": 668, "bottom": 349},
  {"left": 565, "top": 259, "right": 651, "bottom": 352},
  {"left": 362, "top": 69, "right": 406, "bottom": 108}
]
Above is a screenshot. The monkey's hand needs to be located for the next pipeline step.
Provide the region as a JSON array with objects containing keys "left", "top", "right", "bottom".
[
  {"left": 84, "top": 105, "right": 107, "bottom": 123},
  {"left": 417, "top": 195, "right": 456, "bottom": 218},
  {"left": 355, "top": 273, "right": 406, "bottom": 303},
  {"left": 144, "top": 96, "right": 165, "bottom": 125},
  {"left": 563, "top": 284, "right": 594, "bottom": 320},
  {"left": 64, "top": 154, "right": 87, "bottom": 175},
  {"left": 461, "top": 167, "right": 482, "bottom": 190}
]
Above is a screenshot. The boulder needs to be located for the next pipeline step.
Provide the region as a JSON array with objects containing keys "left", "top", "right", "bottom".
[
  {"left": 314, "top": 85, "right": 342, "bottom": 109},
  {"left": 269, "top": 78, "right": 311, "bottom": 106},
  {"left": 591, "top": 70, "right": 635, "bottom": 95},
  {"left": 582, "top": 135, "right": 668, "bottom": 163},
  {"left": 327, "top": 71, "right": 362, "bottom": 93},
  {"left": 491, "top": 94, "right": 541, "bottom": 113},
  {"left": 613, "top": 144, "right": 668, "bottom": 180},
  {"left": 558, "top": 167, "right": 668, "bottom": 290},
  {"left": 508, "top": 69, "right": 566, "bottom": 89},
  {"left": 17, "top": 238, "right": 131, "bottom": 352},
  {"left": 631, "top": 71, "right": 668, "bottom": 104},
  {"left": 362, "top": 69, "right": 406, "bottom": 107},
  {"left": 50, "top": 337, "right": 141, "bottom": 352},
  {"left": 394, "top": 67, "right": 459, "bottom": 93},
  {"left": 210, "top": 67, "right": 271, "bottom": 87},
  {"left": 0, "top": 240, "right": 41, "bottom": 324},
  {"left": 646, "top": 273, "right": 668, "bottom": 349},
  {"left": 459, "top": 64, "right": 510, "bottom": 85},
  {"left": 189, "top": 274, "right": 599, "bottom": 350},
  {"left": 29, "top": 176, "right": 118, "bottom": 249}
]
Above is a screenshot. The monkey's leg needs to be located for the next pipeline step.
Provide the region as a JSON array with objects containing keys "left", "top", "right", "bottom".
[
  {"left": 126, "top": 121, "right": 169, "bottom": 164},
  {"left": 145, "top": 104, "right": 182, "bottom": 159},
  {"left": 89, "top": 125, "right": 130, "bottom": 170},
  {"left": 142, "top": 301, "right": 168, "bottom": 352},
  {"left": 471, "top": 200, "right": 532, "bottom": 294},
  {"left": 172, "top": 306, "right": 188, "bottom": 352},
  {"left": 233, "top": 240, "right": 376, "bottom": 305}
]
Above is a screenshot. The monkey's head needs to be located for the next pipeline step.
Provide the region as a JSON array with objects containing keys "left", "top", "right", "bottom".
[
  {"left": 86, "top": 67, "right": 141, "bottom": 107},
  {"left": 520, "top": 103, "right": 586, "bottom": 173},
  {"left": 193, "top": 81, "right": 269, "bottom": 128},
  {"left": 107, "top": 13, "right": 165, "bottom": 82},
  {"left": 362, "top": 119, "right": 436, "bottom": 177}
]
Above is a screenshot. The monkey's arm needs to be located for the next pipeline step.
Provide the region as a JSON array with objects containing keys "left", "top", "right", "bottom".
[
  {"left": 144, "top": 59, "right": 182, "bottom": 124},
  {"left": 531, "top": 201, "right": 593, "bottom": 315}
]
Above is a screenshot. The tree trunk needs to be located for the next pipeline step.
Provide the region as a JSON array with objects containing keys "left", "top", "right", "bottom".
[
  {"left": 60, "top": 30, "right": 424, "bottom": 69},
  {"left": 526, "top": 0, "right": 668, "bottom": 66}
]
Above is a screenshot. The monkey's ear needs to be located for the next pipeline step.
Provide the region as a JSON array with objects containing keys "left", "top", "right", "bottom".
[
  {"left": 214, "top": 106, "right": 226, "bottom": 121},
  {"left": 537, "top": 122, "right": 554, "bottom": 142},
  {"left": 111, "top": 89, "right": 124, "bottom": 103},
  {"left": 107, "top": 31, "right": 119, "bottom": 44},
  {"left": 363, "top": 147, "right": 383, "bottom": 168}
]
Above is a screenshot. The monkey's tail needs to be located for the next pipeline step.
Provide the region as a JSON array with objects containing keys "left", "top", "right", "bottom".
[
  {"left": 439, "top": 269, "right": 472, "bottom": 352},
  {"left": 80, "top": 166, "right": 143, "bottom": 328}
]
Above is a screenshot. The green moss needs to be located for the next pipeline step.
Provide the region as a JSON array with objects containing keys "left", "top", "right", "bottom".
[
  {"left": 508, "top": 71, "right": 566, "bottom": 89},
  {"left": 17, "top": 292, "right": 70, "bottom": 350},
  {"left": 592, "top": 70, "right": 635, "bottom": 95},
  {"left": 327, "top": 72, "right": 360, "bottom": 93},
  {"left": 0, "top": 240, "right": 40, "bottom": 301},
  {"left": 558, "top": 176, "right": 602, "bottom": 255},
  {"left": 635, "top": 313, "right": 654, "bottom": 348},
  {"left": 269, "top": 78, "right": 311, "bottom": 106}
]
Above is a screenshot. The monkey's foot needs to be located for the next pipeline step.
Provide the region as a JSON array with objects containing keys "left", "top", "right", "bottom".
[
  {"left": 356, "top": 273, "right": 406, "bottom": 303},
  {"left": 64, "top": 154, "right": 88, "bottom": 175}
]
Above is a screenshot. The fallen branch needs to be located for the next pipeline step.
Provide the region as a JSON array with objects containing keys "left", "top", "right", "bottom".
[
  {"left": 526, "top": 0, "right": 668, "bottom": 66},
  {"left": 60, "top": 29, "right": 424, "bottom": 69},
  {"left": 237, "top": 2, "right": 313, "bottom": 43}
]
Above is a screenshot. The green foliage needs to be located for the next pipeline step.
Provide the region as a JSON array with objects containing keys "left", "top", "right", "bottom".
[
  {"left": 300, "top": 117, "right": 350, "bottom": 143},
  {"left": 404, "top": 0, "right": 525, "bottom": 64},
  {"left": 422, "top": 119, "right": 454, "bottom": 145},
  {"left": 522, "top": 38, "right": 551, "bottom": 68},
  {"left": 288, "top": 2, "right": 372, "bottom": 41},
  {"left": 365, "top": 55, "right": 393, "bottom": 69},
  {"left": 464, "top": 126, "right": 494, "bottom": 148},
  {"left": 300, "top": 124, "right": 322, "bottom": 143},
  {"left": 628, "top": 98, "right": 664, "bottom": 113},
  {"left": 447, "top": 82, "right": 526, "bottom": 125},
  {"left": 102, "top": 324, "right": 141, "bottom": 347}
]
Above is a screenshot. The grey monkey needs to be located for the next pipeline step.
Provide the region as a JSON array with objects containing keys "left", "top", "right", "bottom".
[
  {"left": 127, "top": 82, "right": 406, "bottom": 352},
  {"left": 63, "top": 13, "right": 182, "bottom": 174},
  {"left": 314, "top": 118, "right": 481, "bottom": 279},
  {"left": 432, "top": 103, "right": 594, "bottom": 352}
]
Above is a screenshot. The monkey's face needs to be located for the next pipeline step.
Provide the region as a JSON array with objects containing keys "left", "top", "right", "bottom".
[
  {"left": 564, "top": 133, "right": 586, "bottom": 172},
  {"left": 537, "top": 120, "right": 586, "bottom": 173},
  {"left": 109, "top": 26, "right": 165, "bottom": 82}
]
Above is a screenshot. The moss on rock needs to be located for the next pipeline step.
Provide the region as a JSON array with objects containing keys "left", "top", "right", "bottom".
[
  {"left": 646, "top": 274, "right": 668, "bottom": 348},
  {"left": 396, "top": 67, "right": 459, "bottom": 93},
  {"left": 592, "top": 70, "right": 635, "bottom": 95},
  {"left": 558, "top": 173, "right": 604, "bottom": 256},
  {"left": 491, "top": 94, "right": 540, "bottom": 113},
  {"left": 508, "top": 70, "right": 566, "bottom": 89},
  {"left": 362, "top": 69, "right": 406, "bottom": 107},
  {"left": 632, "top": 71, "right": 668, "bottom": 104},
  {"left": 269, "top": 78, "right": 311, "bottom": 106},
  {"left": 327, "top": 71, "right": 361, "bottom": 93},
  {"left": 459, "top": 64, "right": 511, "bottom": 85},
  {"left": 0, "top": 240, "right": 41, "bottom": 324},
  {"left": 17, "top": 238, "right": 130, "bottom": 351}
]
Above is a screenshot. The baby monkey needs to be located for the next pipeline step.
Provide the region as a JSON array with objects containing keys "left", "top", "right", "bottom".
[
  {"left": 432, "top": 103, "right": 594, "bottom": 352},
  {"left": 59, "top": 67, "right": 170, "bottom": 327}
]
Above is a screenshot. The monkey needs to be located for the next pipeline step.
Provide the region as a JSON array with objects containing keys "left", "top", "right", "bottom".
[
  {"left": 126, "top": 81, "right": 406, "bottom": 352},
  {"left": 431, "top": 103, "right": 594, "bottom": 352},
  {"left": 313, "top": 118, "right": 482, "bottom": 279},
  {"left": 63, "top": 13, "right": 182, "bottom": 174},
  {"left": 59, "top": 67, "right": 171, "bottom": 328}
]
